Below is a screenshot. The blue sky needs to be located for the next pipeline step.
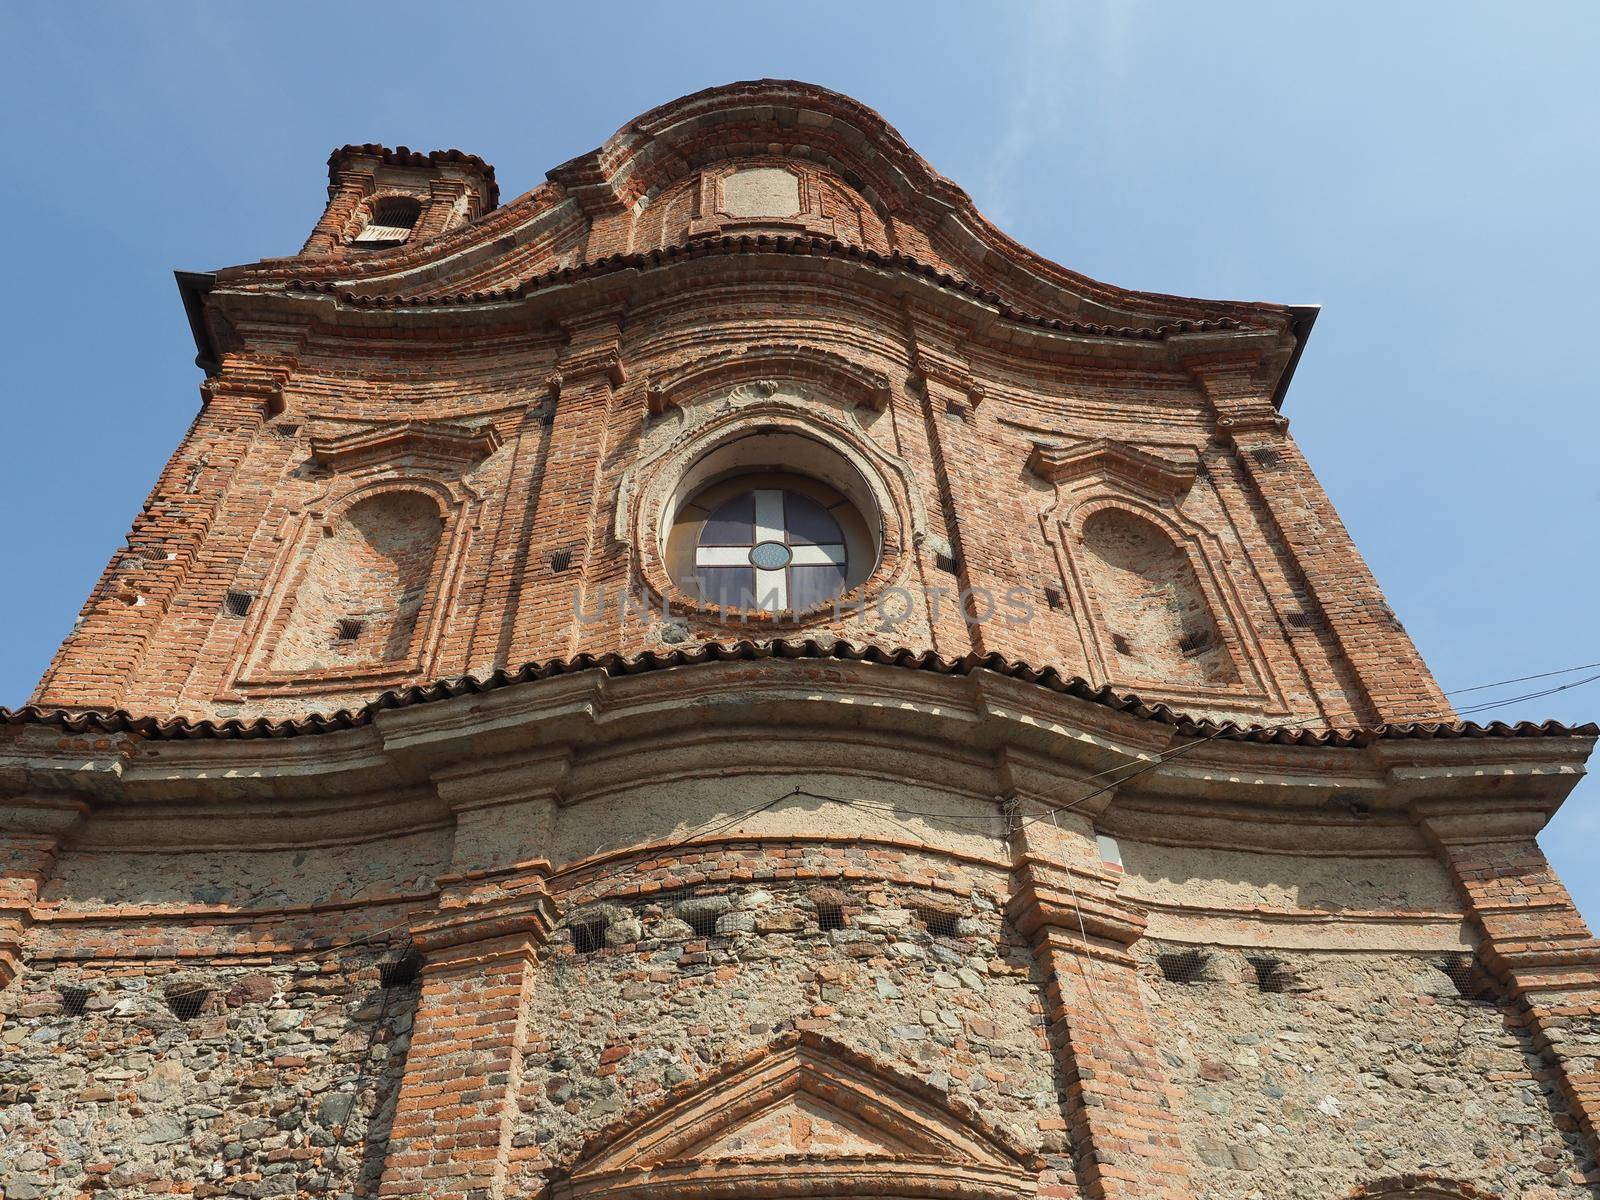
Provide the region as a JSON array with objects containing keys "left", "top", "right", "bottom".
[{"left": 2, "top": 3, "right": 1595, "bottom": 920}]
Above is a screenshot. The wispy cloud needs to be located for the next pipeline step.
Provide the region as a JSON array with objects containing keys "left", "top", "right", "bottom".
[{"left": 979, "top": 1, "right": 1133, "bottom": 231}]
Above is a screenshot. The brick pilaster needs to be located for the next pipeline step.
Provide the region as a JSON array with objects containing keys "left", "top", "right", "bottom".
[
  {"left": 507, "top": 307, "right": 627, "bottom": 663},
  {"left": 302, "top": 168, "right": 375, "bottom": 257},
  {"left": 1008, "top": 805, "right": 1192, "bottom": 1200},
  {"left": 1185, "top": 355, "right": 1449, "bottom": 724},
  {"left": 418, "top": 179, "right": 470, "bottom": 241},
  {"left": 378, "top": 883, "right": 555, "bottom": 1200},
  {"left": 31, "top": 344, "right": 300, "bottom": 710},
  {"left": 904, "top": 306, "right": 994, "bottom": 655},
  {"left": 1417, "top": 806, "right": 1600, "bottom": 1169}
]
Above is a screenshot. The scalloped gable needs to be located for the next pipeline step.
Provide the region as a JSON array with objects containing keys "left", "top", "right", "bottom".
[{"left": 218, "top": 80, "right": 1302, "bottom": 341}]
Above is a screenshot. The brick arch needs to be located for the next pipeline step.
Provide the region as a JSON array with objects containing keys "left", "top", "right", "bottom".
[
  {"left": 268, "top": 486, "right": 446, "bottom": 674},
  {"left": 338, "top": 189, "right": 426, "bottom": 247},
  {"left": 1078, "top": 505, "right": 1239, "bottom": 688}
]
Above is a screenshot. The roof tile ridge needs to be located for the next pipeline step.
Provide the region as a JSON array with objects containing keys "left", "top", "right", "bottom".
[{"left": 7, "top": 642, "right": 1594, "bottom": 745}]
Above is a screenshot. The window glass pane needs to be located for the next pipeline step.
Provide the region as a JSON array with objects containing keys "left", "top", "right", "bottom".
[
  {"left": 696, "top": 566, "right": 755, "bottom": 608},
  {"left": 783, "top": 492, "right": 843, "bottom": 546},
  {"left": 700, "top": 492, "right": 756, "bottom": 545},
  {"left": 789, "top": 563, "right": 848, "bottom": 609}
]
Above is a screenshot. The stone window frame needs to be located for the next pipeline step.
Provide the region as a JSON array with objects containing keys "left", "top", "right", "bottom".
[
  {"left": 222, "top": 469, "right": 482, "bottom": 700},
  {"left": 1032, "top": 438, "right": 1287, "bottom": 714},
  {"left": 618, "top": 355, "right": 925, "bottom": 630}
]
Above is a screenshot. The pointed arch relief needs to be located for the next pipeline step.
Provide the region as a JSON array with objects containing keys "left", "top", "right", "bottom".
[
  {"left": 1032, "top": 437, "right": 1287, "bottom": 712},
  {"left": 555, "top": 1034, "right": 1040, "bottom": 1200}
]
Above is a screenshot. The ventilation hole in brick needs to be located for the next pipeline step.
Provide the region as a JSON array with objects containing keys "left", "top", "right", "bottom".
[
  {"left": 550, "top": 548, "right": 574, "bottom": 573},
  {"left": 1044, "top": 585, "right": 1066, "bottom": 611},
  {"left": 816, "top": 902, "right": 847, "bottom": 932},
  {"left": 913, "top": 905, "right": 961, "bottom": 939},
  {"left": 1156, "top": 949, "right": 1210, "bottom": 984},
  {"left": 379, "top": 951, "right": 422, "bottom": 988},
  {"left": 59, "top": 986, "right": 91, "bottom": 1017},
  {"left": 684, "top": 909, "right": 720, "bottom": 940},
  {"left": 335, "top": 618, "right": 364, "bottom": 641},
  {"left": 1178, "top": 629, "right": 1213, "bottom": 656},
  {"left": 934, "top": 552, "right": 959, "bottom": 575},
  {"left": 1247, "top": 956, "right": 1293, "bottom": 994},
  {"left": 271, "top": 423, "right": 300, "bottom": 439},
  {"left": 1111, "top": 633, "right": 1133, "bottom": 656},
  {"left": 1286, "top": 610, "right": 1318, "bottom": 629},
  {"left": 571, "top": 917, "right": 608, "bottom": 955},
  {"left": 165, "top": 986, "right": 212, "bottom": 1021},
  {"left": 1436, "top": 954, "right": 1500, "bottom": 1004},
  {"left": 1250, "top": 448, "right": 1281, "bottom": 469},
  {"left": 224, "top": 590, "right": 255, "bottom": 618}
]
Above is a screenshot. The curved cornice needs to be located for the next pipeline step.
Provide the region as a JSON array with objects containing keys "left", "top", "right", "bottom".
[
  {"left": 215, "top": 80, "right": 1303, "bottom": 343},
  {"left": 1, "top": 639, "right": 1591, "bottom": 747}
]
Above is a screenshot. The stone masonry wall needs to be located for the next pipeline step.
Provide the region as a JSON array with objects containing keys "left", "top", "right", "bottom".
[
  {"left": 0, "top": 954, "right": 416, "bottom": 1200},
  {"left": 508, "top": 879, "right": 1067, "bottom": 1193},
  {"left": 1137, "top": 944, "right": 1596, "bottom": 1199}
]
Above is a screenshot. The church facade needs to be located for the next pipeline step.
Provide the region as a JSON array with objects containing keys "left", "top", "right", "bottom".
[{"left": 1, "top": 80, "right": 1597, "bottom": 1200}]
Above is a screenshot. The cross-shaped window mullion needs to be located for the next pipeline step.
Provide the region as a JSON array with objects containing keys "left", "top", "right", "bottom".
[{"left": 692, "top": 488, "right": 849, "bottom": 611}]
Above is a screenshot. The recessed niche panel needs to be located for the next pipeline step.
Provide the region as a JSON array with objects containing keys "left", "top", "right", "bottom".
[{"left": 722, "top": 168, "right": 801, "bottom": 219}]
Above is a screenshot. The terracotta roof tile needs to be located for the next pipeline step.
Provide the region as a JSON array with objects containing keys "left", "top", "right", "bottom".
[
  {"left": 327, "top": 144, "right": 500, "bottom": 209},
  {"left": 285, "top": 235, "right": 1246, "bottom": 343},
  {"left": 2, "top": 639, "right": 1592, "bottom": 746}
]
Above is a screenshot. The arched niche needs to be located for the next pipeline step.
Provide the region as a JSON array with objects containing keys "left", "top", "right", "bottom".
[
  {"left": 1079, "top": 507, "right": 1238, "bottom": 688},
  {"left": 1031, "top": 437, "right": 1287, "bottom": 713},
  {"left": 269, "top": 488, "right": 445, "bottom": 673}
]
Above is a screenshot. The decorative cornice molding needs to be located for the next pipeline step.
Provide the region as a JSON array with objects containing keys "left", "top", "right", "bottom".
[
  {"left": 1026, "top": 437, "right": 1198, "bottom": 499},
  {"left": 307, "top": 420, "right": 502, "bottom": 475}
]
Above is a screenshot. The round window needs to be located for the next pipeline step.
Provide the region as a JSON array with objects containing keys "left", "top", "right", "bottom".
[{"left": 665, "top": 471, "right": 875, "bottom": 612}]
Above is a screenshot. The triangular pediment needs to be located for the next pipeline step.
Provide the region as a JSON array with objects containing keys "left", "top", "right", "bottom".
[
  {"left": 560, "top": 1033, "right": 1037, "bottom": 1200},
  {"left": 689, "top": 1091, "right": 920, "bottom": 1161}
]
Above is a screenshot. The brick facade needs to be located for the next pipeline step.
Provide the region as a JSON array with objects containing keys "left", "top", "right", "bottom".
[{"left": 1, "top": 80, "right": 1596, "bottom": 1200}]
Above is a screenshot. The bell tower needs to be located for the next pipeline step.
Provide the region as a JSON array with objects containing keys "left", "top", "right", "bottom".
[{"left": 299, "top": 144, "right": 498, "bottom": 259}]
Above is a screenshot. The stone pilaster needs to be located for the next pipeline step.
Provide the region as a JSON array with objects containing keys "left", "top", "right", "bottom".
[
  {"left": 1007, "top": 803, "right": 1193, "bottom": 1200},
  {"left": 1417, "top": 802, "right": 1600, "bottom": 1171}
]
